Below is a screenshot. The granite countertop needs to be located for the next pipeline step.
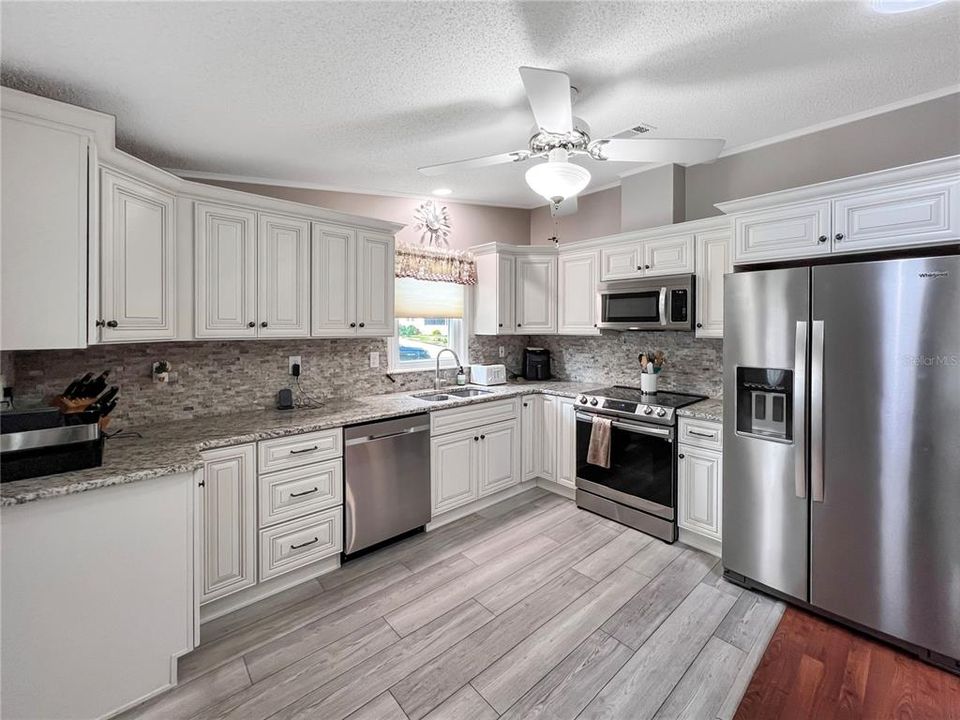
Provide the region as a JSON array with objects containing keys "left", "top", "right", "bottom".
[
  {"left": 677, "top": 397, "right": 723, "bottom": 423},
  {"left": 1, "top": 381, "right": 599, "bottom": 507}
]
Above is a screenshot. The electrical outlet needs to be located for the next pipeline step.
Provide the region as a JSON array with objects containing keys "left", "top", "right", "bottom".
[
  {"left": 288, "top": 356, "right": 302, "bottom": 375},
  {"left": 498, "top": 346, "right": 505, "bottom": 358},
  {"left": 369, "top": 352, "right": 379, "bottom": 369}
]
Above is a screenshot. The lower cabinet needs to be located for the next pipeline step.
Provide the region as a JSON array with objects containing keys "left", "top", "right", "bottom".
[
  {"left": 199, "top": 444, "right": 257, "bottom": 604},
  {"left": 539, "top": 395, "right": 558, "bottom": 481},
  {"left": 556, "top": 398, "right": 578, "bottom": 489},
  {"left": 677, "top": 418, "right": 723, "bottom": 544},
  {"left": 520, "top": 396, "right": 540, "bottom": 481},
  {"left": 431, "top": 417, "right": 520, "bottom": 517}
]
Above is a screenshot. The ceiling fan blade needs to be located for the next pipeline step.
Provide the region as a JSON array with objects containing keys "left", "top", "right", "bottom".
[
  {"left": 550, "top": 195, "right": 577, "bottom": 218},
  {"left": 519, "top": 66, "right": 573, "bottom": 134},
  {"left": 418, "top": 150, "right": 530, "bottom": 176},
  {"left": 589, "top": 137, "right": 725, "bottom": 165}
]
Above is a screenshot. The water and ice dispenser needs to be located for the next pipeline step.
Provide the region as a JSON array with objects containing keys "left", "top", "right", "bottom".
[{"left": 735, "top": 367, "right": 794, "bottom": 442}]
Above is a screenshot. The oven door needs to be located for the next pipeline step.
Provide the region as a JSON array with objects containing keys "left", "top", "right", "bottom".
[
  {"left": 597, "top": 287, "right": 665, "bottom": 330},
  {"left": 575, "top": 412, "right": 676, "bottom": 519}
]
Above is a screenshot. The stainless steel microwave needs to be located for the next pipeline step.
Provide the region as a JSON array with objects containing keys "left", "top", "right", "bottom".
[{"left": 597, "top": 275, "right": 695, "bottom": 331}]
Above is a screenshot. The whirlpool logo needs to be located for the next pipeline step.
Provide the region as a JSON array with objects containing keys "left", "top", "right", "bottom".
[{"left": 918, "top": 271, "right": 949, "bottom": 278}]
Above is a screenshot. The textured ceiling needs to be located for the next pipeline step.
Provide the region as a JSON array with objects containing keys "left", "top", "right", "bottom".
[{"left": 2, "top": 1, "right": 958, "bottom": 208}]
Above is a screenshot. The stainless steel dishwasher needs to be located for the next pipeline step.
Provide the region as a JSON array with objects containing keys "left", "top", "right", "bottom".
[{"left": 343, "top": 413, "right": 431, "bottom": 556}]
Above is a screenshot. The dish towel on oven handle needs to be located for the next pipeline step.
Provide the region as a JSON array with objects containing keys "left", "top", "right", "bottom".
[{"left": 586, "top": 415, "right": 612, "bottom": 469}]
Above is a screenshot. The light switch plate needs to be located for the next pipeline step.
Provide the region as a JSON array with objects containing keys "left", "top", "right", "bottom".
[
  {"left": 369, "top": 352, "right": 379, "bottom": 368},
  {"left": 288, "top": 356, "right": 302, "bottom": 375}
]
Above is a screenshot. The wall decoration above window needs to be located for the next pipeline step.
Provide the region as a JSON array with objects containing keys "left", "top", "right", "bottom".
[
  {"left": 412, "top": 200, "right": 452, "bottom": 247},
  {"left": 395, "top": 243, "right": 476, "bottom": 285}
]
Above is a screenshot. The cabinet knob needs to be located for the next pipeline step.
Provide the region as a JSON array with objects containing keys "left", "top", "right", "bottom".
[
  {"left": 359, "top": 322, "right": 365, "bottom": 328},
  {"left": 480, "top": 434, "right": 486, "bottom": 440},
  {"left": 517, "top": 323, "right": 521, "bottom": 327},
  {"left": 696, "top": 322, "right": 703, "bottom": 328},
  {"left": 260, "top": 321, "right": 268, "bottom": 328},
  {"left": 498, "top": 323, "right": 503, "bottom": 328},
  {"left": 198, "top": 480, "right": 205, "bottom": 487},
  {"left": 350, "top": 322, "right": 357, "bottom": 328},
  {"left": 645, "top": 264, "right": 651, "bottom": 270},
  {"left": 818, "top": 235, "right": 827, "bottom": 244},
  {"left": 106, "top": 320, "right": 118, "bottom": 328},
  {"left": 95, "top": 319, "right": 106, "bottom": 328},
  {"left": 474, "top": 436, "right": 479, "bottom": 442},
  {"left": 523, "top": 402, "right": 528, "bottom": 407},
  {"left": 247, "top": 321, "right": 256, "bottom": 328},
  {"left": 678, "top": 453, "right": 685, "bottom": 459},
  {"left": 636, "top": 265, "right": 642, "bottom": 270},
  {"left": 835, "top": 233, "right": 845, "bottom": 241}
]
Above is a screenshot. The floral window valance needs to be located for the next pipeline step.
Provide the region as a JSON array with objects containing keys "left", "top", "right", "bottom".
[{"left": 395, "top": 243, "right": 477, "bottom": 286}]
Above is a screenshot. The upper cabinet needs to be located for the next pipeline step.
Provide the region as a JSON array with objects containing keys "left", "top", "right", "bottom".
[
  {"left": 1, "top": 111, "right": 93, "bottom": 350},
  {"left": 516, "top": 255, "right": 557, "bottom": 333},
  {"left": 721, "top": 158, "right": 960, "bottom": 265},
  {"left": 694, "top": 227, "right": 731, "bottom": 339},
  {"left": 474, "top": 253, "right": 516, "bottom": 335},
  {"left": 311, "top": 223, "right": 395, "bottom": 337},
  {"left": 558, "top": 250, "right": 599, "bottom": 335},
  {"left": 98, "top": 169, "right": 177, "bottom": 342},
  {"left": 474, "top": 247, "right": 556, "bottom": 335},
  {"left": 258, "top": 213, "right": 310, "bottom": 338},
  {"left": 600, "top": 233, "right": 694, "bottom": 281}
]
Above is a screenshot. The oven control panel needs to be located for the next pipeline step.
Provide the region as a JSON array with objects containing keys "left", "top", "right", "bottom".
[{"left": 576, "top": 394, "right": 676, "bottom": 425}]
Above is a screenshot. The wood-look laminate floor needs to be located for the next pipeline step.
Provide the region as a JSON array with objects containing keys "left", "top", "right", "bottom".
[
  {"left": 736, "top": 606, "right": 960, "bottom": 720},
  {"left": 122, "top": 489, "right": 784, "bottom": 720}
]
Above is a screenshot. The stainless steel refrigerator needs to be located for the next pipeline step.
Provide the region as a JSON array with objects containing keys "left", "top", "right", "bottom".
[{"left": 723, "top": 253, "right": 960, "bottom": 671}]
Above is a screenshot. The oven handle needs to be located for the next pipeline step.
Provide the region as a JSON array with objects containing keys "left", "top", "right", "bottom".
[
  {"left": 576, "top": 412, "right": 673, "bottom": 439},
  {"left": 659, "top": 287, "right": 667, "bottom": 326}
]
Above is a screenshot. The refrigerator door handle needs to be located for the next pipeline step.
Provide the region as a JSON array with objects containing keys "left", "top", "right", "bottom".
[
  {"left": 794, "top": 321, "right": 808, "bottom": 499},
  {"left": 811, "top": 320, "right": 825, "bottom": 502}
]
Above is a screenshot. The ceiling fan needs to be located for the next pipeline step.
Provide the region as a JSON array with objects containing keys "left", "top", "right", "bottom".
[{"left": 419, "top": 66, "right": 725, "bottom": 214}]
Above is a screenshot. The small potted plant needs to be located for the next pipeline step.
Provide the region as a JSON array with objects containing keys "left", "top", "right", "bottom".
[{"left": 152, "top": 360, "right": 170, "bottom": 384}]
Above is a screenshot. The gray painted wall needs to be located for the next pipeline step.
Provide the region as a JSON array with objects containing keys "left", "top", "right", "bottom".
[
  {"left": 620, "top": 164, "right": 685, "bottom": 232},
  {"left": 685, "top": 92, "right": 960, "bottom": 220}
]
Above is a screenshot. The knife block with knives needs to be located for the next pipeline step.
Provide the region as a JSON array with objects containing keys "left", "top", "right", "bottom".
[{"left": 54, "top": 371, "right": 119, "bottom": 430}]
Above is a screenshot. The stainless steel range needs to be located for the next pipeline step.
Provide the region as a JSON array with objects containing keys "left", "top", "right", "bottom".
[{"left": 574, "top": 386, "right": 706, "bottom": 542}]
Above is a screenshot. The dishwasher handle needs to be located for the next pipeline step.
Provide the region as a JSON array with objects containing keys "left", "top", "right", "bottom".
[{"left": 344, "top": 423, "right": 430, "bottom": 446}]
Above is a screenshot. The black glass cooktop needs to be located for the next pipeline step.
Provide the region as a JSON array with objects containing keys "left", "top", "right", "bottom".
[{"left": 589, "top": 386, "right": 706, "bottom": 408}]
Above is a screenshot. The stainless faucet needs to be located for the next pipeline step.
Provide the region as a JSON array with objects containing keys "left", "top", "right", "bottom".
[{"left": 434, "top": 348, "right": 462, "bottom": 390}]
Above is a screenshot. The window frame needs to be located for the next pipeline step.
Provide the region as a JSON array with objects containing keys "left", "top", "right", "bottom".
[{"left": 388, "top": 282, "right": 471, "bottom": 373}]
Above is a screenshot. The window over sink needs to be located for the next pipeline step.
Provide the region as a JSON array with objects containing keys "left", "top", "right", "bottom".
[{"left": 389, "top": 278, "right": 469, "bottom": 371}]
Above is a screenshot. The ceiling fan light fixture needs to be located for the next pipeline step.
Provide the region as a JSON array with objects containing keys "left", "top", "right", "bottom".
[
  {"left": 525, "top": 148, "right": 591, "bottom": 204},
  {"left": 431, "top": 187, "right": 453, "bottom": 196}
]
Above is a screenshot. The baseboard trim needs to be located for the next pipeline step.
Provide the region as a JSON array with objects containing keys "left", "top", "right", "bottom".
[
  {"left": 427, "top": 481, "right": 539, "bottom": 530},
  {"left": 536, "top": 478, "right": 575, "bottom": 499},
  {"left": 679, "top": 528, "right": 722, "bottom": 557}
]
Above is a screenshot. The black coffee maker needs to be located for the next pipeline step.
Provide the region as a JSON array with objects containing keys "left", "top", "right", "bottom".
[{"left": 523, "top": 347, "right": 551, "bottom": 381}]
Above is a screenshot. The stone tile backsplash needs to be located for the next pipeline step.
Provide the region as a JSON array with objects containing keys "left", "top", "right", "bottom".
[{"left": 2, "top": 331, "right": 720, "bottom": 425}]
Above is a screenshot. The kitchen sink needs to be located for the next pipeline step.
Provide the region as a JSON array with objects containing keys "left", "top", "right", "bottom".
[
  {"left": 445, "top": 388, "right": 492, "bottom": 397},
  {"left": 411, "top": 393, "right": 451, "bottom": 402},
  {"left": 411, "top": 387, "right": 493, "bottom": 402}
]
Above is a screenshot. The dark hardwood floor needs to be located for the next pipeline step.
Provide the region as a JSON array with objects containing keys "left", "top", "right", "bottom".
[{"left": 736, "top": 607, "right": 960, "bottom": 720}]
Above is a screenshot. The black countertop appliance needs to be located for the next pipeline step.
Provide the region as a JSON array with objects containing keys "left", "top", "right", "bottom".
[
  {"left": 523, "top": 347, "right": 552, "bottom": 381},
  {"left": 1, "top": 408, "right": 104, "bottom": 482}
]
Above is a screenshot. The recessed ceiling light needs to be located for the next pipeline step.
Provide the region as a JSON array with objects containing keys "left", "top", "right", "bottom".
[
  {"left": 870, "top": 0, "right": 946, "bottom": 13},
  {"left": 432, "top": 188, "right": 453, "bottom": 196}
]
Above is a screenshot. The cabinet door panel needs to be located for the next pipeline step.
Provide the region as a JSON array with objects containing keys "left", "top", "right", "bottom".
[
  {"left": 678, "top": 445, "right": 722, "bottom": 540},
  {"left": 521, "top": 397, "right": 540, "bottom": 481},
  {"left": 258, "top": 213, "right": 310, "bottom": 338},
  {"left": 600, "top": 243, "right": 642, "bottom": 281},
  {"left": 195, "top": 203, "right": 258, "bottom": 338},
  {"left": 734, "top": 201, "right": 831, "bottom": 264},
  {"left": 431, "top": 431, "right": 478, "bottom": 515},
  {"left": 100, "top": 170, "right": 176, "bottom": 342},
  {"left": 832, "top": 177, "right": 960, "bottom": 253},
  {"left": 540, "top": 395, "right": 558, "bottom": 481},
  {"left": 479, "top": 420, "right": 520, "bottom": 497},
  {"left": 516, "top": 255, "right": 557, "bottom": 333},
  {"left": 311, "top": 223, "right": 357, "bottom": 336},
  {"left": 644, "top": 234, "right": 694, "bottom": 276},
  {"left": 558, "top": 251, "right": 599, "bottom": 335},
  {"left": 356, "top": 231, "right": 395, "bottom": 336},
  {"left": 498, "top": 254, "right": 517, "bottom": 334},
  {"left": 200, "top": 444, "right": 256, "bottom": 603},
  {"left": 694, "top": 228, "right": 731, "bottom": 339},
  {"left": 557, "top": 398, "right": 577, "bottom": 488}
]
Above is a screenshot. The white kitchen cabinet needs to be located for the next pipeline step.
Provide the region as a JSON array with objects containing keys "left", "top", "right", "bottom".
[
  {"left": 557, "top": 397, "right": 578, "bottom": 489},
  {"left": 677, "top": 444, "right": 722, "bottom": 541},
  {"left": 311, "top": 223, "right": 394, "bottom": 337},
  {"left": 1, "top": 112, "right": 92, "bottom": 350},
  {"left": 257, "top": 213, "right": 310, "bottom": 338},
  {"left": 599, "top": 243, "right": 642, "bottom": 281},
  {"left": 356, "top": 231, "right": 395, "bottom": 336},
  {"left": 258, "top": 506, "right": 342, "bottom": 582},
  {"left": 521, "top": 396, "right": 540, "bottom": 481},
  {"left": 200, "top": 444, "right": 257, "bottom": 604},
  {"left": 195, "top": 202, "right": 258, "bottom": 339},
  {"left": 473, "top": 253, "right": 517, "bottom": 335},
  {"left": 431, "top": 429, "right": 479, "bottom": 516},
  {"left": 497, "top": 254, "right": 517, "bottom": 334},
  {"left": 539, "top": 395, "right": 558, "bottom": 482},
  {"left": 733, "top": 201, "right": 832, "bottom": 264},
  {"left": 694, "top": 228, "right": 732, "bottom": 338},
  {"left": 831, "top": 177, "right": 960, "bottom": 253},
  {"left": 99, "top": 169, "right": 177, "bottom": 342},
  {"left": 558, "top": 250, "right": 599, "bottom": 335},
  {"left": 477, "top": 419, "right": 521, "bottom": 497},
  {"left": 516, "top": 254, "right": 557, "bottom": 333},
  {"left": 643, "top": 233, "right": 695, "bottom": 276}
]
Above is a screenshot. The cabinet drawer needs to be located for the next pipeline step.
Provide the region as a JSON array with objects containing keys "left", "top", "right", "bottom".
[
  {"left": 258, "top": 459, "right": 343, "bottom": 527},
  {"left": 679, "top": 418, "right": 722, "bottom": 450},
  {"left": 431, "top": 398, "right": 519, "bottom": 436},
  {"left": 258, "top": 428, "right": 342, "bottom": 473},
  {"left": 259, "top": 507, "right": 342, "bottom": 582}
]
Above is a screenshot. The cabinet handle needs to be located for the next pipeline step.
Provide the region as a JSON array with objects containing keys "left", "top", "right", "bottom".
[
  {"left": 106, "top": 320, "right": 118, "bottom": 328},
  {"left": 289, "top": 445, "right": 319, "bottom": 455},
  {"left": 480, "top": 434, "right": 486, "bottom": 440},
  {"left": 523, "top": 402, "right": 528, "bottom": 407},
  {"left": 636, "top": 265, "right": 642, "bottom": 270},
  {"left": 359, "top": 322, "right": 365, "bottom": 328},
  {"left": 261, "top": 321, "right": 268, "bottom": 328},
  {"left": 817, "top": 235, "right": 827, "bottom": 244},
  {"left": 95, "top": 319, "right": 106, "bottom": 328},
  {"left": 350, "top": 322, "right": 357, "bottom": 328},
  {"left": 248, "top": 321, "right": 256, "bottom": 328},
  {"left": 198, "top": 480, "right": 205, "bottom": 487},
  {"left": 696, "top": 322, "right": 703, "bottom": 328},
  {"left": 835, "top": 233, "right": 844, "bottom": 242},
  {"left": 517, "top": 323, "right": 522, "bottom": 327},
  {"left": 678, "top": 453, "right": 685, "bottom": 459},
  {"left": 290, "top": 487, "right": 319, "bottom": 497},
  {"left": 290, "top": 537, "right": 319, "bottom": 550},
  {"left": 645, "top": 264, "right": 651, "bottom": 270},
  {"left": 498, "top": 323, "right": 503, "bottom": 328},
  {"left": 688, "top": 430, "right": 715, "bottom": 438},
  {"left": 474, "top": 436, "right": 479, "bottom": 442}
]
